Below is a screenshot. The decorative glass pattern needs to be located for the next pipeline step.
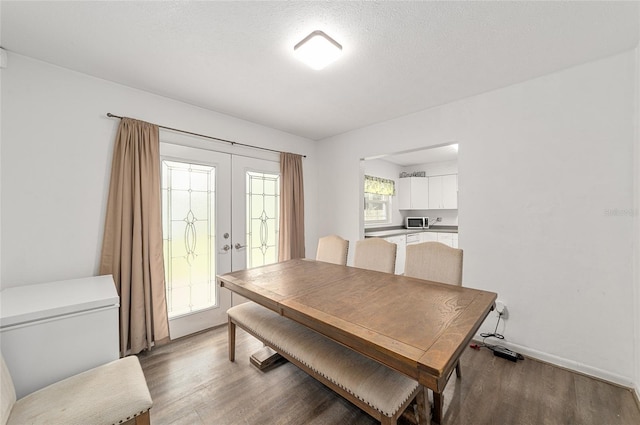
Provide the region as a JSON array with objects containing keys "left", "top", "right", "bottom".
[
  {"left": 246, "top": 171, "right": 280, "bottom": 268},
  {"left": 162, "top": 160, "right": 216, "bottom": 318}
]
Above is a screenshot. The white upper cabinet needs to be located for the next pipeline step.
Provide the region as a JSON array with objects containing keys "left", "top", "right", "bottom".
[
  {"left": 398, "top": 177, "right": 429, "bottom": 209},
  {"left": 428, "top": 177, "right": 443, "bottom": 209},
  {"left": 442, "top": 174, "right": 458, "bottom": 209},
  {"left": 428, "top": 174, "right": 458, "bottom": 209}
]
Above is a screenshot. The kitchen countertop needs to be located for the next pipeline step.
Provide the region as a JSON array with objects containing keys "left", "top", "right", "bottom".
[{"left": 365, "top": 225, "right": 458, "bottom": 238}]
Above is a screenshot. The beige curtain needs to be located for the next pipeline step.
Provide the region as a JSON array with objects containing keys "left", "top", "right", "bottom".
[
  {"left": 278, "top": 152, "right": 305, "bottom": 261},
  {"left": 100, "top": 118, "right": 170, "bottom": 356}
]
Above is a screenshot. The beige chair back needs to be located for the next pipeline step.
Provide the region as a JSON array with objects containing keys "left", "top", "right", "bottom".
[
  {"left": 353, "top": 238, "right": 397, "bottom": 274},
  {"left": 404, "top": 241, "right": 463, "bottom": 285},
  {"left": 1, "top": 354, "right": 17, "bottom": 425},
  {"left": 316, "top": 235, "right": 349, "bottom": 265}
]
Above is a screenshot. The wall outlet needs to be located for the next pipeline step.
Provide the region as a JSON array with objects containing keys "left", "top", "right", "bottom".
[{"left": 495, "top": 300, "right": 508, "bottom": 319}]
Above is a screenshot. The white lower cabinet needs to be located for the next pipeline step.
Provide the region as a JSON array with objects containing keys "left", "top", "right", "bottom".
[
  {"left": 451, "top": 234, "right": 459, "bottom": 248},
  {"left": 420, "top": 232, "right": 438, "bottom": 243},
  {"left": 436, "top": 233, "right": 453, "bottom": 247},
  {"left": 383, "top": 235, "right": 406, "bottom": 275},
  {"left": 418, "top": 231, "right": 458, "bottom": 248},
  {"left": 380, "top": 231, "right": 459, "bottom": 275}
]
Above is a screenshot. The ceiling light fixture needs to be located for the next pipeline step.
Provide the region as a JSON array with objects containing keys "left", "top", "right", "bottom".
[{"left": 294, "top": 30, "right": 342, "bottom": 70}]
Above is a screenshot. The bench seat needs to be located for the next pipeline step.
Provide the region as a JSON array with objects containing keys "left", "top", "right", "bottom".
[{"left": 227, "top": 302, "right": 427, "bottom": 425}]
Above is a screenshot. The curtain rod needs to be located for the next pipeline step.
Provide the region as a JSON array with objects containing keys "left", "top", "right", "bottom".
[{"left": 106, "top": 113, "right": 306, "bottom": 158}]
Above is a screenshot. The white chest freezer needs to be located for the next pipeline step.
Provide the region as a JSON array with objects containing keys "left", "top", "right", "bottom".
[{"left": 0, "top": 275, "right": 120, "bottom": 398}]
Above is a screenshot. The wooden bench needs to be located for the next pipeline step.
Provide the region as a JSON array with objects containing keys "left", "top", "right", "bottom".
[
  {"left": 227, "top": 302, "right": 428, "bottom": 425},
  {"left": 1, "top": 355, "right": 152, "bottom": 425}
]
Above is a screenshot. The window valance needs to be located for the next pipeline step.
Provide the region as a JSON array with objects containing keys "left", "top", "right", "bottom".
[{"left": 364, "top": 175, "right": 395, "bottom": 196}]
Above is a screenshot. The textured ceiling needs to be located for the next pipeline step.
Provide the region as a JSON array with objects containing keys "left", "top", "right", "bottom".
[{"left": 2, "top": 1, "right": 639, "bottom": 141}]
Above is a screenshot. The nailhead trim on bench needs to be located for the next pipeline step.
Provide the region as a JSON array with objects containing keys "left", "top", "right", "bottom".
[
  {"left": 114, "top": 409, "right": 148, "bottom": 425},
  {"left": 228, "top": 302, "right": 420, "bottom": 419}
]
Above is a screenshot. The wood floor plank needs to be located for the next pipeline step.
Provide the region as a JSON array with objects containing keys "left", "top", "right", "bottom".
[{"left": 138, "top": 326, "right": 640, "bottom": 425}]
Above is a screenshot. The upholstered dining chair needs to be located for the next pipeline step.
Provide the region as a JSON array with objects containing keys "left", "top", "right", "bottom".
[
  {"left": 404, "top": 240, "right": 464, "bottom": 415},
  {"left": 404, "top": 241, "right": 463, "bottom": 286},
  {"left": 316, "top": 234, "right": 349, "bottom": 265},
  {"left": 1, "top": 353, "right": 152, "bottom": 425},
  {"left": 353, "top": 238, "right": 397, "bottom": 274}
]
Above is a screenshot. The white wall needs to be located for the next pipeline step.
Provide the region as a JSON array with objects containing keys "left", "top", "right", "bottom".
[
  {"left": 1, "top": 53, "right": 317, "bottom": 288},
  {"left": 317, "top": 50, "right": 637, "bottom": 386}
]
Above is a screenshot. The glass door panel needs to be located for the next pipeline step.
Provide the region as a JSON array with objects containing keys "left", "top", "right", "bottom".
[
  {"left": 160, "top": 144, "right": 231, "bottom": 339},
  {"left": 231, "top": 156, "right": 280, "bottom": 306},
  {"left": 246, "top": 171, "right": 280, "bottom": 268}
]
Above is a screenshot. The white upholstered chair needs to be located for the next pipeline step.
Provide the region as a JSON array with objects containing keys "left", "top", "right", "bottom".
[
  {"left": 316, "top": 234, "right": 349, "bottom": 265},
  {"left": 353, "top": 238, "right": 397, "bottom": 274},
  {"left": 1, "top": 353, "right": 152, "bottom": 425},
  {"left": 404, "top": 241, "right": 463, "bottom": 285}
]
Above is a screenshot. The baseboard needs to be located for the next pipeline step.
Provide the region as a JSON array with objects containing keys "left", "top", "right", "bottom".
[{"left": 474, "top": 334, "right": 635, "bottom": 389}]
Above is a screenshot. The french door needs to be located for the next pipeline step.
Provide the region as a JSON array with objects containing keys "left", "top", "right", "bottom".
[{"left": 160, "top": 143, "right": 280, "bottom": 339}]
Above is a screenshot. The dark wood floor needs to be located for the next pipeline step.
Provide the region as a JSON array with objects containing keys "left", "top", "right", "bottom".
[{"left": 138, "top": 325, "right": 640, "bottom": 425}]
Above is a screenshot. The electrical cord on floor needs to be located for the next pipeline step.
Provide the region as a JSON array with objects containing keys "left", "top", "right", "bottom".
[{"left": 471, "top": 312, "right": 525, "bottom": 361}]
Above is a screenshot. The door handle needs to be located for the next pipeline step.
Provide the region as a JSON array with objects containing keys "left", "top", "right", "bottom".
[
  {"left": 234, "top": 243, "right": 247, "bottom": 250},
  {"left": 222, "top": 244, "right": 231, "bottom": 252}
]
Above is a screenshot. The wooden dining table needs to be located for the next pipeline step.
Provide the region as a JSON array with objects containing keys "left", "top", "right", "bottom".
[{"left": 218, "top": 259, "right": 497, "bottom": 424}]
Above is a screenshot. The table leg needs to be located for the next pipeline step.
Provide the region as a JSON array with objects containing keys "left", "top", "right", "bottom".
[
  {"left": 433, "top": 390, "right": 444, "bottom": 424},
  {"left": 228, "top": 319, "right": 236, "bottom": 362},
  {"left": 415, "top": 386, "right": 432, "bottom": 425}
]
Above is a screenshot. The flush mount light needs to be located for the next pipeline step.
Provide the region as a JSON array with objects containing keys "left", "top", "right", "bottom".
[{"left": 294, "top": 30, "right": 342, "bottom": 70}]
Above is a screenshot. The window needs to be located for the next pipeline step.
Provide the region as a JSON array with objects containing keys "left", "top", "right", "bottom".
[
  {"left": 246, "top": 171, "right": 280, "bottom": 268},
  {"left": 161, "top": 160, "right": 217, "bottom": 318},
  {"left": 364, "top": 192, "right": 392, "bottom": 224},
  {"left": 364, "top": 175, "right": 395, "bottom": 225}
]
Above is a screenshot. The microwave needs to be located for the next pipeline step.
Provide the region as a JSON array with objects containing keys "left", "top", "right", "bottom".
[{"left": 406, "top": 217, "right": 429, "bottom": 229}]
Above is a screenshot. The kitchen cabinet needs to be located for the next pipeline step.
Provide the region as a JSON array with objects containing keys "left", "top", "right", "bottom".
[
  {"left": 451, "top": 234, "right": 459, "bottom": 248},
  {"left": 428, "top": 174, "right": 458, "bottom": 209},
  {"left": 383, "top": 235, "right": 406, "bottom": 275},
  {"left": 379, "top": 231, "right": 458, "bottom": 274},
  {"left": 436, "top": 232, "right": 454, "bottom": 248},
  {"left": 417, "top": 231, "right": 458, "bottom": 248},
  {"left": 420, "top": 232, "right": 438, "bottom": 243},
  {"left": 398, "top": 177, "right": 429, "bottom": 210}
]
